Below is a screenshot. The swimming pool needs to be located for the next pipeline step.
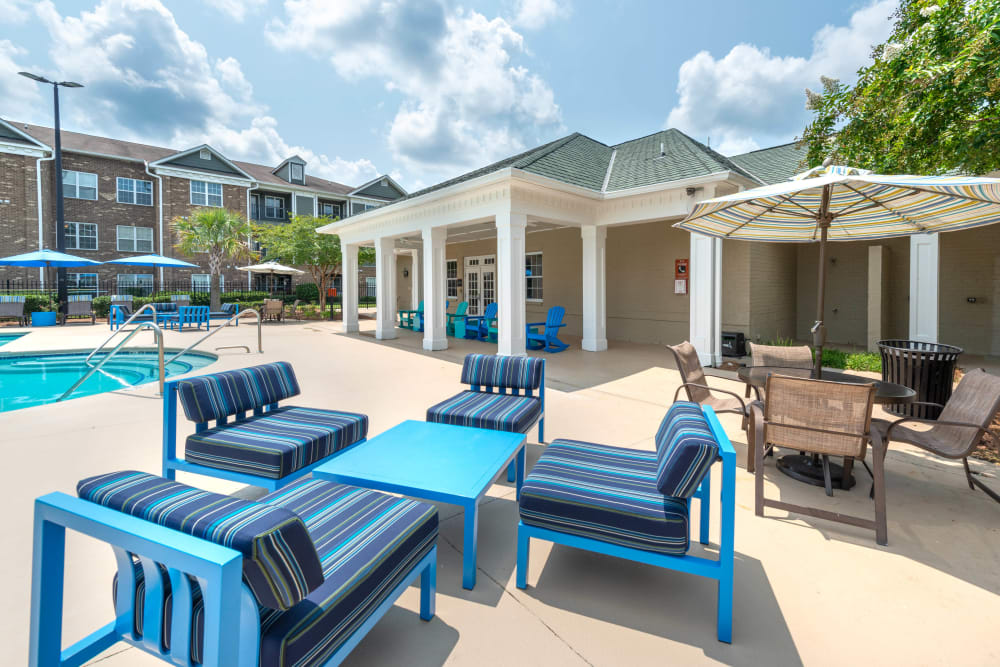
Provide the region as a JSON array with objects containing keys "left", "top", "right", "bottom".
[
  {"left": 0, "top": 332, "right": 27, "bottom": 346},
  {"left": 0, "top": 348, "right": 217, "bottom": 412}
]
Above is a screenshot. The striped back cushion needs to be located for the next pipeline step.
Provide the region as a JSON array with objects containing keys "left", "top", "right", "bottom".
[
  {"left": 221, "top": 302, "right": 239, "bottom": 314},
  {"left": 110, "top": 295, "right": 132, "bottom": 303},
  {"left": 0, "top": 295, "right": 26, "bottom": 303},
  {"left": 170, "top": 294, "right": 190, "bottom": 302},
  {"left": 461, "top": 353, "right": 544, "bottom": 391},
  {"left": 152, "top": 302, "right": 177, "bottom": 312},
  {"left": 68, "top": 294, "right": 92, "bottom": 302},
  {"left": 176, "top": 361, "right": 301, "bottom": 423},
  {"left": 78, "top": 471, "right": 324, "bottom": 611},
  {"left": 654, "top": 402, "right": 719, "bottom": 498}
]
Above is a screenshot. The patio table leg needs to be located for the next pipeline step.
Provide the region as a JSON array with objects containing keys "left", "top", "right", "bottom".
[
  {"left": 515, "top": 445, "right": 525, "bottom": 501},
  {"left": 420, "top": 548, "right": 436, "bottom": 620},
  {"left": 506, "top": 460, "right": 516, "bottom": 482},
  {"left": 462, "top": 500, "right": 479, "bottom": 589}
]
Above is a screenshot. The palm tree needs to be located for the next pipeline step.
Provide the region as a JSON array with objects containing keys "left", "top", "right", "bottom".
[{"left": 174, "top": 208, "right": 255, "bottom": 311}]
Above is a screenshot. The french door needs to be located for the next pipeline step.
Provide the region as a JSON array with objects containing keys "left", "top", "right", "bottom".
[{"left": 464, "top": 255, "right": 496, "bottom": 316}]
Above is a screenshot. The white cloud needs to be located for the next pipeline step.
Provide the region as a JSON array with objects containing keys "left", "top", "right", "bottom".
[
  {"left": 27, "top": 0, "right": 378, "bottom": 185},
  {"left": 269, "top": 0, "right": 563, "bottom": 181},
  {"left": 510, "top": 0, "right": 569, "bottom": 30},
  {"left": 205, "top": 0, "right": 267, "bottom": 22},
  {"left": 665, "top": 0, "right": 897, "bottom": 155},
  {"left": 0, "top": 40, "right": 44, "bottom": 122},
  {"left": 0, "top": 0, "right": 31, "bottom": 24}
]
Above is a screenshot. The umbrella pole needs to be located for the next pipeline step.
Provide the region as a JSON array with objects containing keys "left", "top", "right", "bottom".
[{"left": 813, "top": 184, "right": 833, "bottom": 378}]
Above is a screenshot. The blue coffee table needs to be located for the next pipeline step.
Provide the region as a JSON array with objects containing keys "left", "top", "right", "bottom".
[{"left": 312, "top": 419, "right": 526, "bottom": 590}]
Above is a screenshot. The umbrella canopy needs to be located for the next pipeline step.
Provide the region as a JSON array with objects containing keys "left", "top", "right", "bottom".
[
  {"left": 0, "top": 248, "right": 102, "bottom": 268},
  {"left": 102, "top": 253, "right": 198, "bottom": 268},
  {"left": 236, "top": 261, "right": 304, "bottom": 275},
  {"left": 675, "top": 164, "right": 1000, "bottom": 374}
]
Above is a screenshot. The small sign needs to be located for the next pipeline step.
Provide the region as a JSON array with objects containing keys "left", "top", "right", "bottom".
[
  {"left": 674, "top": 279, "right": 687, "bottom": 295},
  {"left": 675, "top": 259, "right": 688, "bottom": 279}
]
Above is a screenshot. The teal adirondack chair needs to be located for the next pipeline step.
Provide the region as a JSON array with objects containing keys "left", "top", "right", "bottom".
[
  {"left": 526, "top": 306, "right": 569, "bottom": 352},
  {"left": 446, "top": 301, "right": 469, "bottom": 337},
  {"left": 465, "top": 301, "right": 498, "bottom": 340},
  {"left": 399, "top": 301, "right": 423, "bottom": 330},
  {"left": 417, "top": 301, "right": 450, "bottom": 332}
]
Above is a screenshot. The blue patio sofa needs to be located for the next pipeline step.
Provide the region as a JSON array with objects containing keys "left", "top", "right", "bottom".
[
  {"left": 426, "top": 353, "right": 545, "bottom": 482},
  {"left": 516, "top": 401, "right": 736, "bottom": 643},
  {"left": 163, "top": 362, "right": 368, "bottom": 491},
  {"left": 29, "top": 470, "right": 438, "bottom": 666}
]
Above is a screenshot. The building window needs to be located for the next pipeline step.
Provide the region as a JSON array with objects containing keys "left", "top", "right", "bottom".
[
  {"left": 320, "top": 202, "right": 340, "bottom": 218},
  {"left": 199, "top": 148, "right": 211, "bottom": 160},
  {"left": 190, "top": 180, "right": 223, "bottom": 207},
  {"left": 67, "top": 273, "right": 98, "bottom": 290},
  {"left": 250, "top": 194, "right": 260, "bottom": 219},
  {"left": 63, "top": 170, "right": 97, "bottom": 200},
  {"left": 291, "top": 163, "right": 303, "bottom": 181},
  {"left": 65, "top": 222, "right": 97, "bottom": 250},
  {"left": 191, "top": 274, "right": 224, "bottom": 291},
  {"left": 446, "top": 259, "right": 458, "bottom": 298},
  {"left": 117, "top": 274, "right": 153, "bottom": 290},
  {"left": 116, "top": 177, "right": 153, "bottom": 206},
  {"left": 264, "top": 195, "right": 285, "bottom": 219},
  {"left": 526, "top": 252, "right": 543, "bottom": 301},
  {"left": 116, "top": 225, "right": 154, "bottom": 253}
]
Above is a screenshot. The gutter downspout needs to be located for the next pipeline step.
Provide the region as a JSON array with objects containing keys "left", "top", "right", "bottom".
[
  {"left": 144, "top": 161, "right": 164, "bottom": 286},
  {"left": 246, "top": 182, "right": 259, "bottom": 289},
  {"left": 35, "top": 152, "right": 56, "bottom": 283}
]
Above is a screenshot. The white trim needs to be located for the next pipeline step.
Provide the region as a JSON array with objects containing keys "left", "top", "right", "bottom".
[
  {"left": 0, "top": 119, "right": 51, "bottom": 151},
  {"left": 190, "top": 180, "right": 224, "bottom": 207},
  {"left": 63, "top": 169, "right": 98, "bottom": 201},
  {"left": 0, "top": 141, "right": 48, "bottom": 157},
  {"left": 600, "top": 149, "right": 616, "bottom": 193},
  {"left": 525, "top": 250, "right": 543, "bottom": 302},
  {"left": 150, "top": 144, "right": 253, "bottom": 180},
  {"left": 116, "top": 176, "right": 154, "bottom": 206},
  {"left": 36, "top": 152, "right": 55, "bottom": 282},
  {"left": 350, "top": 174, "right": 407, "bottom": 197},
  {"left": 272, "top": 154, "right": 307, "bottom": 176},
  {"left": 115, "top": 225, "right": 154, "bottom": 253},
  {"left": 65, "top": 221, "right": 99, "bottom": 251},
  {"left": 144, "top": 160, "right": 164, "bottom": 282},
  {"left": 156, "top": 165, "right": 250, "bottom": 187}
]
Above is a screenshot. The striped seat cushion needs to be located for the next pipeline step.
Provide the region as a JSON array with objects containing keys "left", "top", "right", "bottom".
[
  {"left": 461, "top": 353, "right": 544, "bottom": 391},
  {"left": 113, "top": 479, "right": 438, "bottom": 666},
  {"left": 519, "top": 439, "right": 690, "bottom": 555},
  {"left": 79, "top": 471, "right": 324, "bottom": 611},
  {"left": 185, "top": 406, "right": 368, "bottom": 479},
  {"left": 177, "top": 362, "right": 302, "bottom": 423},
  {"left": 654, "top": 402, "right": 719, "bottom": 498},
  {"left": 426, "top": 390, "right": 541, "bottom": 434}
]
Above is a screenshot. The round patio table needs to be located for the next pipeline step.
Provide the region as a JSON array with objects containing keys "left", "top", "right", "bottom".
[{"left": 737, "top": 366, "right": 915, "bottom": 489}]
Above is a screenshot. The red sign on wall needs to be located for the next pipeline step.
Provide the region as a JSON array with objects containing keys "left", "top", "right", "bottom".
[{"left": 675, "top": 259, "right": 689, "bottom": 279}]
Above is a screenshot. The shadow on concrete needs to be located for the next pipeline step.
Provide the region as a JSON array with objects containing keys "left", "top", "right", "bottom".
[{"left": 342, "top": 606, "right": 459, "bottom": 667}]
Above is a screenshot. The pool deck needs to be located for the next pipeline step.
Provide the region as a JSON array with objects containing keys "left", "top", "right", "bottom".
[{"left": 1, "top": 320, "right": 998, "bottom": 666}]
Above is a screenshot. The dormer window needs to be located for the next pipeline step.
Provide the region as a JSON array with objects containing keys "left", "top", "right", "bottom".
[
  {"left": 199, "top": 148, "right": 211, "bottom": 160},
  {"left": 291, "top": 163, "right": 303, "bottom": 182}
]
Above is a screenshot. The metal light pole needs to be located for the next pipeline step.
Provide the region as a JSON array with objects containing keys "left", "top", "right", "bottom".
[{"left": 18, "top": 72, "right": 83, "bottom": 317}]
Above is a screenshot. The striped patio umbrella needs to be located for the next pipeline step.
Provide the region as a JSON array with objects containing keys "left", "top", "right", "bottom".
[{"left": 674, "top": 164, "right": 1000, "bottom": 374}]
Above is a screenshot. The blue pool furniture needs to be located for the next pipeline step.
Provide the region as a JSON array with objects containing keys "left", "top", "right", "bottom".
[
  {"left": 162, "top": 361, "right": 369, "bottom": 492},
  {"left": 176, "top": 305, "right": 209, "bottom": 331},
  {"left": 516, "top": 401, "right": 736, "bottom": 643},
  {"left": 416, "top": 301, "right": 449, "bottom": 332},
  {"left": 465, "top": 301, "right": 498, "bottom": 341},
  {"left": 427, "top": 353, "right": 545, "bottom": 483},
  {"left": 29, "top": 470, "right": 438, "bottom": 667},
  {"left": 314, "top": 420, "right": 524, "bottom": 590},
  {"left": 0, "top": 295, "right": 27, "bottom": 326},
  {"left": 209, "top": 302, "right": 241, "bottom": 326},
  {"left": 398, "top": 300, "right": 423, "bottom": 330},
  {"left": 446, "top": 300, "right": 469, "bottom": 337},
  {"left": 526, "top": 305, "right": 569, "bottom": 352},
  {"left": 108, "top": 295, "right": 133, "bottom": 330}
]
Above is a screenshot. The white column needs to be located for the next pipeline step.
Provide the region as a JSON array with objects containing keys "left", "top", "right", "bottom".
[
  {"left": 422, "top": 226, "right": 448, "bottom": 350},
  {"left": 689, "top": 232, "right": 722, "bottom": 367},
  {"left": 909, "top": 233, "right": 939, "bottom": 343},
  {"left": 581, "top": 225, "right": 608, "bottom": 351},
  {"left": 375, "top": 236, "right": 397, "bottom": 340},
  {"left": 408, "top": 249, "right": 420, "bottom": 309},
  {"left": 496, "top": 210, "right": 528, "bottom": 356},
  {"left": 340, "top": 241, "right": 359, "bottom": 333}
]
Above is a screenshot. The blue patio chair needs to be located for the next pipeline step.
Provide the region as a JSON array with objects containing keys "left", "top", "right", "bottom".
[
  {"left": 29, "top": 471, "right": 438, "bottom": 667},
  {"left": 416, "top": 301, "right": 449, "bottom": 332},
  {"left": 108, "top": 295, "right": 133, "bottom": 330},
  {"left": 465, "top": 301, "right": 498, "bottom": 341},
  {"left": 526, "top": 305, "right": 569, "bottom": 352},
  {"left": 162, "top": 362, "right": 369, "bottom": 491},
  {"left": 177, "top": 305, "right": 209, "bottom": 331},
  {"left": 399, "top": 300, "right": 423, "bottom": 330},
  {"left": 516, "top": 401, "right": 736, "bottom": 643}
]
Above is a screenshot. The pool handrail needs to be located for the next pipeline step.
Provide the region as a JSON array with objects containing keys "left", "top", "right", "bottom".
[
  {"left": 87, "top": 303, "right": 161, "bottom": 367},
  {"left": 59, "top": 321, "right": 165, "bottom": 402},
  {"left": 162, "top": 308, "right": 262, "bottom": 368}
]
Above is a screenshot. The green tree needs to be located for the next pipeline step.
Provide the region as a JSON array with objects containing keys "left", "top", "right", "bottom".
[
  {"left": 174, "top": 208, "right": 255, "bottom": 311},
  {"left": 801, "top": 0, "right": 1000, "bottom": 174},
  {"left": 253, "top": 214, "right": 342, "bottom": 309}
]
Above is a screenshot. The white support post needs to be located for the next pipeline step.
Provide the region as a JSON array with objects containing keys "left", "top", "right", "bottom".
[
  {"left": 409, "top": 249, "right": 420, "bottom": 310},
  {"left": 581, "top": 225, "right": 608, "bottom": 352},
  {"left": 689, "top": 232, "right": 722, "bottom": 367},
  {"left": 422, "top": 227, "right": 448, "bottom": 350},
  {"left": 375, "top": 236, "right": 398, "bottom": 340},
  {"left": 340, "top": 241, "right": 359, "bottom": 333},
  {"left": 909, "top": 233, "right": 939, "bottom": 343},
  {"left": 496, "top": 210, "right": 528, "bottom": 356}
]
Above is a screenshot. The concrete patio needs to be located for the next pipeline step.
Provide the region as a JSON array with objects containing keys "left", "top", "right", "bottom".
[{"left": 2, "top": 320, "right": 998, "bottom": 666}]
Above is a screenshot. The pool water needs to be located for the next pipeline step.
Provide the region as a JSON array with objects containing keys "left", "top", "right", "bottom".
[
  {"left": 0, "top": 332, "right": 27, "bottom": 346},
  {"left": 0, "top": 349, "right": 217, "bottom": 412}
]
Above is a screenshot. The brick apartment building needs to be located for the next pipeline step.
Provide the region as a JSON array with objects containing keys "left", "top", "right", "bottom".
[{"left": 0, "top": 117, "right": 405, "bottom": 294}]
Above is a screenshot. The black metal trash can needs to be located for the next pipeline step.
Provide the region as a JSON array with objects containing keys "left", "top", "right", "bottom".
[{"left": 877, "top": 340, "right": 963, "bottom": 419}]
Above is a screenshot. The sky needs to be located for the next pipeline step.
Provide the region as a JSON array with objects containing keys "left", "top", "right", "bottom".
[{"left": 0, "top": 0, "right": 898, "bottom": 191}]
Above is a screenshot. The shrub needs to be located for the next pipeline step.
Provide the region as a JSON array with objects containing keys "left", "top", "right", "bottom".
[
  {"left": 23, "top": 294, "right": 55, "bottom": 313},
  {"left": 92, "top": 296, "right": 111, "bottom": 318},
  {"left": 295, "top": 283, "right": 319, "bottom": 303},
  {"left": 821, "top": 349, "right": 882, "bottom": 373}
]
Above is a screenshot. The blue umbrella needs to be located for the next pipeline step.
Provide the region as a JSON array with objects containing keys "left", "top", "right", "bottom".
[
  {"left": 103, "top": 253, "right": 199, "bottom": 294},
  {"left": 0, "top": 249, "right": 102, "bottom": 299}
]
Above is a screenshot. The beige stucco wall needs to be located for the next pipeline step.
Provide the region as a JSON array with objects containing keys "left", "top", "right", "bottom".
[
  {"left": 747, "top": 242, "right": 799, "bottom": 343},
  {"left": 395, "top": 253, "right": 414, "bottom": 312},
  {"left": 940, "top": 225, "right": 1000, "bottom": 355},
  {"left": 721, "top": 240, "right": 750, "bottom": 336}
]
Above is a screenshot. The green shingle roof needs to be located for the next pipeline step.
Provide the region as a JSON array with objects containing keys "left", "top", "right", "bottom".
[{"left": 728, "top": 142, "right": 810, "bottom": 185}]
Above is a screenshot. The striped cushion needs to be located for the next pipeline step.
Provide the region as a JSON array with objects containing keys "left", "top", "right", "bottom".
[
  {"left": 185, "top": 406, "right": 368, "bottom": 479},
  {"left": 654, "top": 402, "right": 719, "bottom": 499},
  {"left": 79, "top": 471, "right": 324, "bottom": 611},
  {"left": 519, "top": 439, "right": 690, "bottom": 555},
  {"left": 113, "top": 479, "right": 438, "bottom": 666},
  {"left": 426, "top": 390, "right": 541, "bottom": 433},
  {"left": 220, "top": 302, "right": 239, "bottom": 314},
  {"left": 110, "top": 295, "right": 132, "bottom": 302},
  {"left": 460, "top": 353, "right": 544, "bottom": 391},
  {"left": 0, "top": 295, "right": 25, "bottom": 303},
  {"left": 171, "top": 294, "right": 190, "bottom": 302},
  {"left": 152, "top": 302, "right": 177, "bottom": 312},
  {"left": 67, "top": 294, "right": 92, "bottom": 302},
  {"left": 176, "top": 362, "right": 301, "bottom": 423}
]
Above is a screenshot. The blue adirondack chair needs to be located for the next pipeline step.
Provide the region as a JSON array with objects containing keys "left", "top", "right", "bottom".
[
  {"left": 465, "top": 301, "right": 498, "bottom": 340},
  {"left": 446, "top": 301, "right": 469, "bottom": 337},
  {"left": 399, "top": 300, "right": 423, "bottom": 330},
  {"left": 526, "top": 306, "right": 569, "bottom": 352},
  {"left": 417, "top": 301, "right": 450, "bottom": 332}
]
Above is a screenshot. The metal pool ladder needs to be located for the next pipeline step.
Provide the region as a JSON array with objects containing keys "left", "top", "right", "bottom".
[
  {"left": 163, "top": 309, "right": 262, "bottom": 367},
  {"left": 59, "top": 319, "right": 165, "bottom": 401}
]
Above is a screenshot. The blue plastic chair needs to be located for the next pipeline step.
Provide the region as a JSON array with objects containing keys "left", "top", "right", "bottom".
[
  {"left": 417, "top": 301, "right": 449, "bottom": 332},
  {"left": 526, "top": 306, "right": 569, "bottom": 352},
  {"left": 446, "top": 301, "right": 469, "bottom": 337},
  {"left": 399, "top": 301, "right": 423, "bottom": 330},
  {"left": 465, "top": 301, "right": 498, "bottom": 341}
]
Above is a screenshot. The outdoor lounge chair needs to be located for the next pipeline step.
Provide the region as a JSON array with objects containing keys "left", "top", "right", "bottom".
[
  {"left": 60, "top": 295, "right": 95, "bottom": 325},
  {"left": 208, "top": 302, "right": 241, "bottom": 326},
  {"left": 446, "top": 300, "right": 468, "bottom": 337},
  {"left": 163, "top": 361, "right": 369, "bottom": 491},
  {"left": 526, "top": 305, "right": 569, "bottom": 352},
  {"left": 872, "top": 368, "right": 1000, "bottom": 504},
  {"left": 750, "top": 374, "right": 887, "bottom": 544},
  {"left": 29, "top": 470, "right": 438, "bottom": 667},
  {"left": 426, "top": 353, "right": 545, "bottom": 481},
  {"left": 466, "top": 301, "right": 498, "bottom": 341},
  {"left": 0, "top": 295, "right": 26, "bottom": 326},
  {"left": 516, "top": 401, "right": 736, "bottom": 642},
  {"left": 108, "top": 295, "right": 133, "bottom": 329}
]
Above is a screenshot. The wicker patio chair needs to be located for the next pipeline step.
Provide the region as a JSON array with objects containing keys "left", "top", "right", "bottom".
[
  {"left": 263, "top": 298, "right": 284, "bottom": 322},
  {"left": 751, "top": 374, "right": 887, "bottom": 544},
  {"left": 668, "top": 341, "right": 753, "bottom": 432},
  {"left": 872, "top": 368, "right": 1000, "bottom": 504}
]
